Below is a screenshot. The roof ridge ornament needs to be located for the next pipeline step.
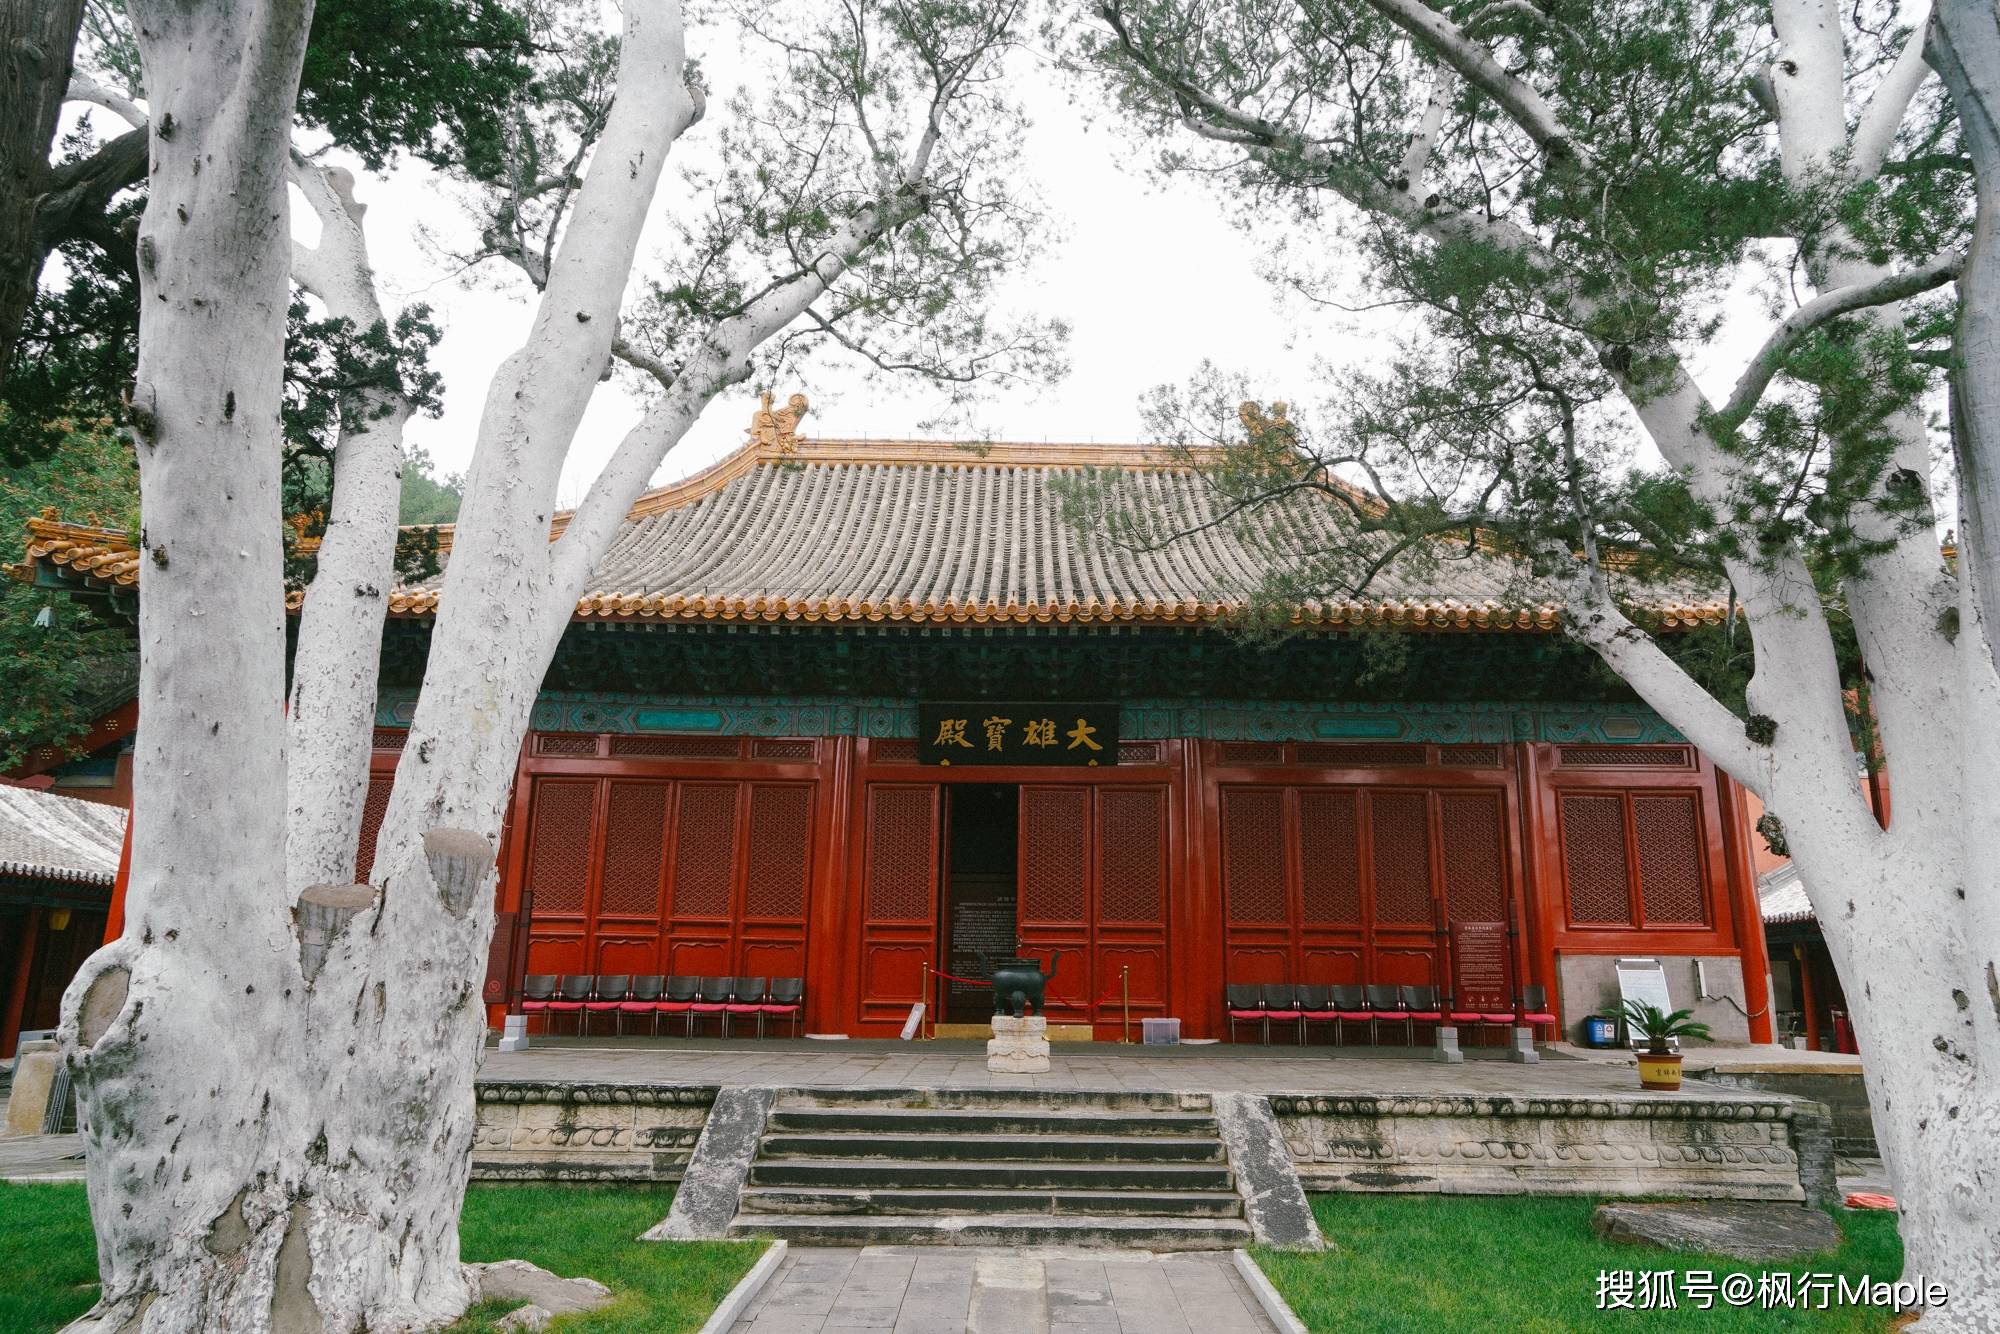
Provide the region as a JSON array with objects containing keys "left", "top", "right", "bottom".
[{"left": 749, "top": 390, "right": 809, "bottom": 455}]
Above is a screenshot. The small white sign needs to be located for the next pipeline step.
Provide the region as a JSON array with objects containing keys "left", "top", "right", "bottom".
[
  {"left": 1615, "top": 957, "right": 1678, "bottom": 1051},
  {"left": 900, "top": 1002, "right": 926, "bottom": 1041}
]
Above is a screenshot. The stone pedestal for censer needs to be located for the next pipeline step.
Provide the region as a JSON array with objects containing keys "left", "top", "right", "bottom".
[{"left": 987, "top": 1014, "right": 1051, "bottom": 1073}]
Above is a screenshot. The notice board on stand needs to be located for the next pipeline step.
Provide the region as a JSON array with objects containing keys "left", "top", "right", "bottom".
[{"left": 1614, "top": 957, "right": 1677, "bottom": 1050}]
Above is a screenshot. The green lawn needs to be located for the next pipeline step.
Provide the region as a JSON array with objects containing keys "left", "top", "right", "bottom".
[
  {"left": 0, "top": 1182, "right": 764, "bottom": 1334},
  {"left": 1256, "top": 1195, "right": 1905, "bottom": 1333}
]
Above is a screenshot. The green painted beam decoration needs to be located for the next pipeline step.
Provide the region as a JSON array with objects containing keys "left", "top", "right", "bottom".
[{"left": 375, "top": 689, "right": 1683, "bottom": 745}]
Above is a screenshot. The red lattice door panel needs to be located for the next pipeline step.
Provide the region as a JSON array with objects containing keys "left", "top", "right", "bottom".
[
  {"left": 1439, "top": 791, "right": 1511, "bottom": 1009},
  {"left": 858, "top": 784, "right": 939, "bottom": 1027},
  {"left": 354, "top": 773, "right": 395, "bottom": 883},
  {"left": 1554, "top": 786, "right": 1715, "bottom": 931},
  {"left": 1015, "top": 785, "right": 1171, "bottom": 1031},
  {"left": 1219, "top": 781, "right": 1514, "bottom": 996},
  {"left": 519, "top": 772, "right": 819, "bottom": 984}
]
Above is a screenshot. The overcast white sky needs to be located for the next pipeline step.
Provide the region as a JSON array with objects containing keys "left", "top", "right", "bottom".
[
  {"left": 320, "top": 33, "right": 1405, "bottom": 506},
  {"left": 112, "top": 16, "right": 1778, "bottom": 510}
]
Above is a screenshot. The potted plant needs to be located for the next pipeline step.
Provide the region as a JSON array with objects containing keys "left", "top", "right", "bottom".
[{"left": 1621, "top": 999, "right": 1713, "bottom": 1091}]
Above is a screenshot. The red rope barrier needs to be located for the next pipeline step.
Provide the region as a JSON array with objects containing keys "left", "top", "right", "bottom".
[{"left": 930, "top": 967, "right": 992, "bottom": 987}]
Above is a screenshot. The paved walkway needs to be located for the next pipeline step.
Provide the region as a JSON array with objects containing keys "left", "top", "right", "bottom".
[
  {"left": 481, "top": 1035, "right": 1663, "bottom": 1097},
  {"left": 0, "top": 1131, "right": 83, "bottom": 1181},
  {"left": 729, "top": 1246, "right": 1283, "bottom": 1334}
]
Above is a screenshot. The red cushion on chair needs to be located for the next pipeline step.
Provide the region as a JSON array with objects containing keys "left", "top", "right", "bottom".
[
  {"left": 1481, "top": 1012, "right": 1516, "bottom": 1023},
  {"left": 1227, "top": 1008, "right": 1267, "bottom": 1020},
  {"left": 690, "top": 1002, "right": 726, "bottom": 1012},
  {"left": 1521, "top": 1011, "right": 1558, "bottom": 1024},
  {"left": 1448, "top": 1011, "right": 1483, "bottom": 1023},
  {"left": 1335, "top": 1010, "right": 1373, "bottom": 1021},
  {"left": 761, "top": 1003, "right": 800, "bottom": 1014},
  {"left": 545, "top": 1001, "right": 584, "bottom": 1012},
  {"left": 1265, "top": 1009, "right": 1303, "bottom": 1019},
  {"left": 724, "top": 1003, "right": 763, "bottom": 1013},
  {"left": 1404, "top": 1010, "right": 1442, "bottom": 1021},
  {"left": 656, "top": 1001, "right": 693, "bottom": 1012},
  {"left": 583, "top": 1001, "right": 623, "bottom": 1011},
  {"left": 1302, "top": 1010, "right": 1341, "bottom": 1021},
  {"left": 618, "top": 1001, "right": 656, "bottom": 1013},
  {"left": 521, "top": 1000, "right": 550, "bottom": 1012}
]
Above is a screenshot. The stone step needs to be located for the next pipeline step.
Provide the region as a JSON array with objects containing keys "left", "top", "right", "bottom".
[
  {"left": 738, "top": 1185, "right": 1247, "bottom": 1218},
  {"left": 724, "top": 1211, "right": 1255, "bottom": 1250},
  {"left": 747, "top": 1157, "right": 1236, "bottom": 1192},
  {"left": 766, "top": 1105, "right": 1221, "bottom": 1137},
  {"left": 774, "top": 1088, "right": 1211, "bottom": 1114},
  {"left": 757, "top": 1131, "right": 1225, "bottom": 1163}
]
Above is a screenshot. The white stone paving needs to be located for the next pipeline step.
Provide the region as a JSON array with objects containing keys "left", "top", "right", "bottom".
[{"left": 728, "top": 1246, "right": 1283, "bottom": 1334}]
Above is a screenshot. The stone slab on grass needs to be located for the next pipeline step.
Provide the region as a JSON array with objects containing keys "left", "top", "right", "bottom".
[
  {"left": 467, "top": 1258, "right": 614, "bottom": 1330},
  {"left": 1592, "top": 1201, "right": 1840, "bottom": 1261}
]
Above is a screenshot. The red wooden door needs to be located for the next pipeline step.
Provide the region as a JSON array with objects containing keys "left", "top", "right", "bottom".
[
  {"left": 1017, "top": 784, "right": 1170, "bottom": 1032},
  {"left": 1219, "top": 782, "right": 1514, "bottom": 992},
  {"left": 518, "top": 773, "right": 817, "bottom": 983},
  {"left": 856, "top": 783, "right": 939, "bottom": 1029}
]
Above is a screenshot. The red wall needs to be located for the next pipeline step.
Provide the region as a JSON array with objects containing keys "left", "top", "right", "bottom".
[{"left": 478, "top": 731, "right": 1772, "bottom": 1042}]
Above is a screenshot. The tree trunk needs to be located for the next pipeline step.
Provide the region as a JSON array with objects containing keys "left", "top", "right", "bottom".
[
  {"left": 0, "top": 0, "right": 85, "bottom": 374},
  {"left": 1931, "top": 1, "right": 2000, "bottom": 677},
  {"left": 53, "top": 1, "right": 329, "bottom": 1329},
  {"left": 287, "top": 164, "right": 414, "bottom": 895}
]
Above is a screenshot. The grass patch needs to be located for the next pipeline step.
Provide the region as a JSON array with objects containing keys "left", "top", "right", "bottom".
[
  {"left": 1255, "top": 1195, "right": 1904, "bottom": 1333},
  {"left": 0, "top": 1183, "right": 100, "bottom": 1334},
  {"left": 0, "top": 1181, "right": 763, "bottom": 1334}
]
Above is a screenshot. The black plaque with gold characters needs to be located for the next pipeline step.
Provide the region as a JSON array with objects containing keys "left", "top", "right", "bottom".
[{"left": 917, "top": 702, "right": 1121, "bottom": 766}]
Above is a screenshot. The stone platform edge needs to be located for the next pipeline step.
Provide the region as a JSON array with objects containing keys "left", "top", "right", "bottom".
[{"left": 468, "top": 1079, "right": 1834, "bottom": 1207}]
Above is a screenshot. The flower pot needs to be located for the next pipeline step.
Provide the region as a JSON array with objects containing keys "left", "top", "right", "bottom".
[{"left": 1636, "top": 1050, "right": 1684, "bottom": 1091}]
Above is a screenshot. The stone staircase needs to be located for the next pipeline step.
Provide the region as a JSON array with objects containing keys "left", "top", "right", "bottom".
[{"left": 724, "top": 1089, "right": 1254, "bottom": 1249}]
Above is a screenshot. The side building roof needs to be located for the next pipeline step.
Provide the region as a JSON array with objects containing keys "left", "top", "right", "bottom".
[
  {"left": 12, "top": 420, "right": 1729, "bottom": 634},
  {"left": 0, "top": 784, "right": 125, "bottom": 887}
]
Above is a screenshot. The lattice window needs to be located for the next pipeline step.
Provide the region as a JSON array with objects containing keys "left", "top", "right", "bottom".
[
  {"left": 1562, "top": 793, "right": 1634, "bottom": 924},
  {"left": 1634, "top": 793, "right": 1707, "bottom": 924},
  {"left": 1439, "top": 745, "right": 1502, "bottom": 767},
  {"left": 1296, "top": 742, "right": 1427, "bottom": 767},
  {"left": 1116, "top": 741, "right": 1163, "bottom": 765},
  {"left": 354, "top": 774, "right": 394, "bottom": 882},
  {"left": 1369, "top": 791, "right": 1434, "bottom": 925},
  {"left": 526, "top": 780, "right": 596, "bottom": 915},
  {"left": 1557, "top": 745, "right": 1692, "bottom": 768},
  {"left": 1439, "top": 792, "right": 1506, "bottom": 923},
  {"left": 745, "top": 784, "right": 813, "bottom": 919},
  {"left": 1221, "top": 787, "right": 1287, "bottom": 923},
  {"left": 371, "top": 728, "right": 407, "bottom": 751},
  {"left": 599, "top": 782, "right": 668, "bottom": 916},
  {"left": 865, "top": 786, "right": 935, "bottom": 921},
  {"left": 534, "top": 733, "right": 598, "bottom": 757},
  {"left": 751, "top": 738, "right": 816, "bottom": 761},
  {"left": 1297, "top": 789, "right": 1361, "bottom": 924},
  {"left": 613, "top": 734, "right": 740, "bottom": 759},
  {"left": 1218, "top": 742, "right": 1286, "bottom": 766},
  {"left": 1022, "top": 787, "right": 1090, "bottom": 924},
  {"left": 872, "top": 739, "right": 918, "bottom": 763},
  {"left": 1097, "top": 788, "right": 1164, "bottom": 923},
  {"left": 670, "top": 784, "right": 739, "bottom": 918}
]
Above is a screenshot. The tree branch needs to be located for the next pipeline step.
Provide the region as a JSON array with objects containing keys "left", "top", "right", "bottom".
[{"left": 1718, "top": 247, "right": 1964, "bottom": 428}]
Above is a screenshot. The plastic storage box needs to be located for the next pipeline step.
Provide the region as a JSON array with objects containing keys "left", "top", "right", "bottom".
[{"left": 1142, "top": 1017, "right": 1181, "bottom": 1044}]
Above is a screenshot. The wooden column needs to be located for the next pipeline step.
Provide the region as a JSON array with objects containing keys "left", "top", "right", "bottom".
[
  {"left": 1795, "top": 942, "right": 1821, "bottom": 1051},
  {"left": 1, "top": 908, "right": 41, "bottom": 1060}
]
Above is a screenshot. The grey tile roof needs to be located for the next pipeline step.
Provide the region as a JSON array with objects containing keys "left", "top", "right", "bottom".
[
  {"left": 1759, "top": 862, "right": 1813, "bottom": 924},
  {"left": 0, "top": 784, "right": 125, "bottom": 886},
  {"left": 20, "top": 434, "right": 1728, "bottom": 633},
  {"left": 402, "top": 439, "right": 1729, "bottom": 632}
]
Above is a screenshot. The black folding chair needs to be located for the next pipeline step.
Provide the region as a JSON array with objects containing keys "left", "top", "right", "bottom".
[
  {"left": 1365, "top": 984, "right": 1404, "bottom": 1047},
  {"left": 1226, "top": 985, "right": 1267, "bottom": 1043},
  {"left": 621, "top": 975, "right": 665, "bottom": 1036}
]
